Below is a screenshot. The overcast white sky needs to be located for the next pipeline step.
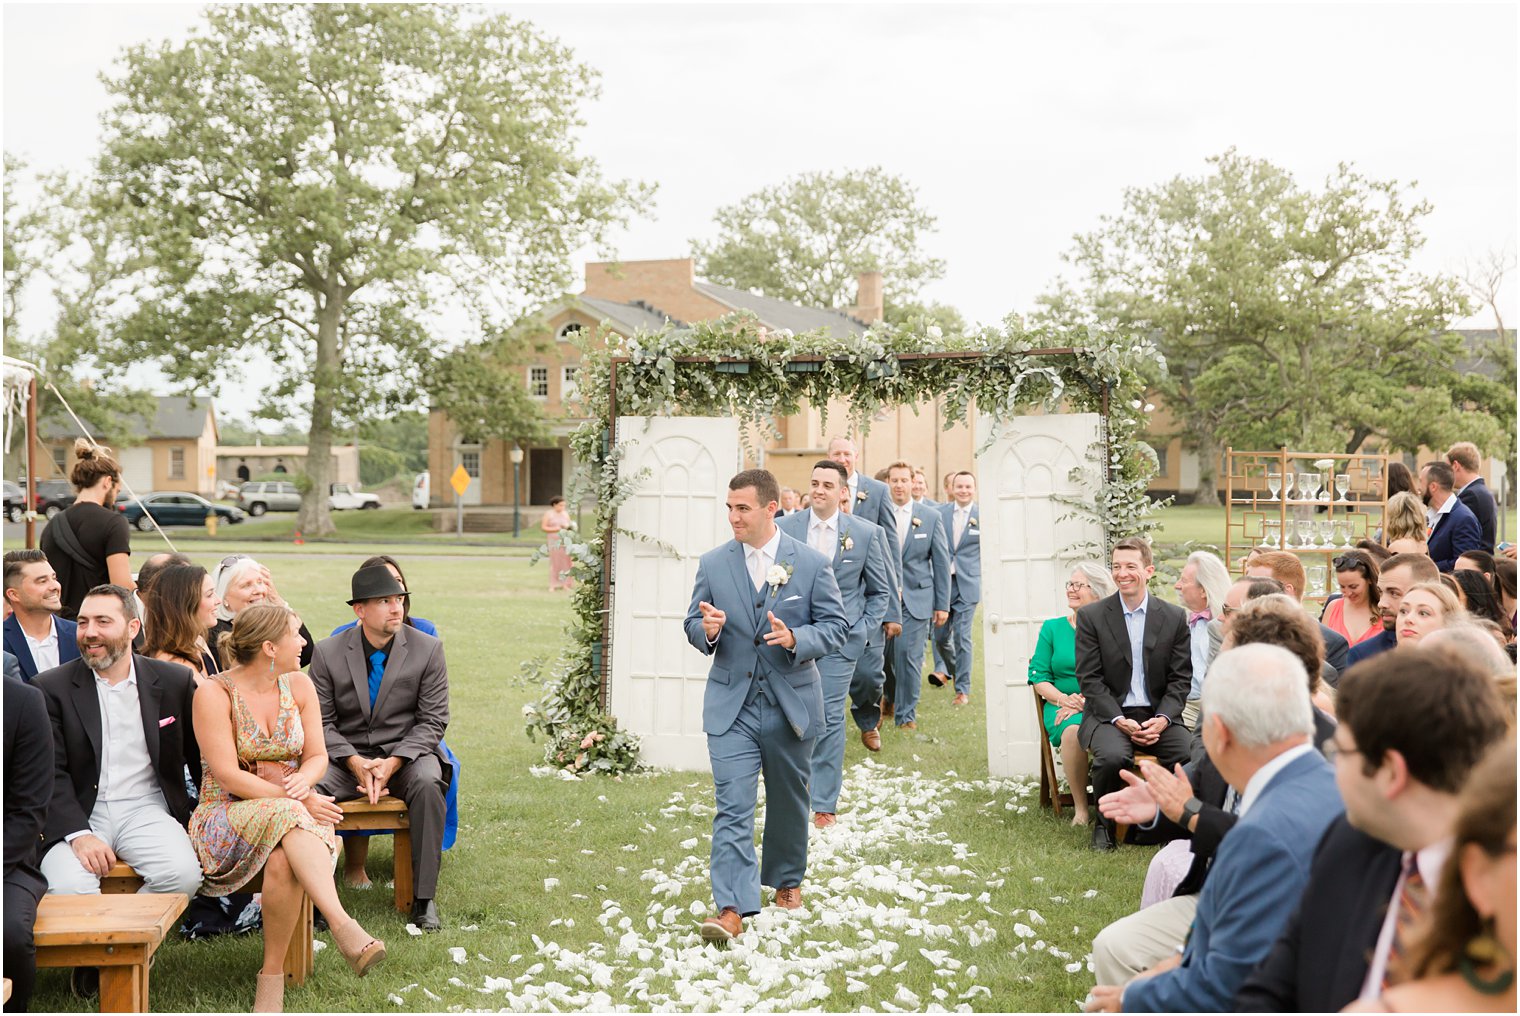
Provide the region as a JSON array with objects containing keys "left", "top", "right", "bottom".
[{"left": 4, "top": 2, "right": 1516, "bottom": 426}]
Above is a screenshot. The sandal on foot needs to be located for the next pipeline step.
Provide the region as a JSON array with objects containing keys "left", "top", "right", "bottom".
[{"left": 332, "top": 919, "right": 387, "bottom": 977}]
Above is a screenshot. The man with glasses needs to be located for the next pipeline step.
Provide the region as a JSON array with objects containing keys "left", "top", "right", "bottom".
[{"left": 1235, "top": 647, "right": 1508, "bottom": 1011}]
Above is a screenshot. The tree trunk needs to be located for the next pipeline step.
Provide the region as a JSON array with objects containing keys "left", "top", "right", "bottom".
[
  {"left": 297, "top": 289, "right": 344, "bottom": 537},
  {"left": 1193, "top": 429, "right": 1221, "bottom": 505}
]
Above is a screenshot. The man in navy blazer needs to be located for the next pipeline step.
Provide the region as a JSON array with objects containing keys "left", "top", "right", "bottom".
[
  {"left": 1085, "top": 645, "right": 1345, "bottom": 1013},
  {"left": 779, "top": 461, "right": 894, "bottom": 826},
  {"left": 882, "top": 461, "right": 950, "bottom": 730},
  {"left": 932, "top": 472, "right": 981, "bottom": 704},
  {"left": 1447, "top": 441, "right": 1498, "bottom": 552},
  {"left": 1419, "top": 461, "right": 1484, "bottom": 571},
  {"left": 3, "top": 550, "right": 80, "bottom": 682},
  {"left": 685, "top": 469, "right": 848, "bottom": 943}
]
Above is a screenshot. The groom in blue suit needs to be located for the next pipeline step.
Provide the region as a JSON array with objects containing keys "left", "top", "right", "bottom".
[
  {"left": 685, "top": 469, "right": 849, "bottom": 943},
  {"left": 779, "top": 460, "right": 894, "bottom": 827},
  {"left": 932, "top": 472, "right": 981, "bottom": 704}
]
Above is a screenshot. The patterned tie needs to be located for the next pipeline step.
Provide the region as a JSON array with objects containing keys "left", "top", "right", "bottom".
[
  {"left": 368, "top": 650, "right": 386, "bottom": 708},
  {"left": 1383, "top": 854, "right": 1428, "bottom": 987}
]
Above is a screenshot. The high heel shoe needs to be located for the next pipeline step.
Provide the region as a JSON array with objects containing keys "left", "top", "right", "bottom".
[
  {"left": 331, "top": 918, "right": 386, "bottom": 977},
  {"left": 253, "top": 972, "right": 284, "bottom": 1012}
]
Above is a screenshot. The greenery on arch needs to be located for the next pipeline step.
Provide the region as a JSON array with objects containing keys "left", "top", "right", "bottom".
[{"left": 522, "top": 312, "right": 1167, "bottom": 774}]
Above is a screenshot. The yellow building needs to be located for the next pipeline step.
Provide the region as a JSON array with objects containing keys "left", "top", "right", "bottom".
[{"left": 37, "top": 395, "right": 220, "bottom": 497}]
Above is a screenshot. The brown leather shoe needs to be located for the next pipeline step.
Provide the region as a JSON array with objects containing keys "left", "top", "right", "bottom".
[
  {"left": 861, "top": 728, "right": 881, "bottom": 752},
  {"left": 900, "top": 721, "right": 918, "bottom": 730},
  {"left": 927, "top": 671, "right": 950, "bottom": 687},
  {"left": 774, "top": 886, "right": 803, "bottom": 909},
  {"left": 953, "top": 693, "right": 969, "bottom": 706},
  {"left": 700, "top": 908, "right": 742, "bottom": 943},
  {"left": 881, "top": 699, "right": 895, "bottom": 719},
  {"left": 813, "top": 812, "right": 836, "bottom": 829}
]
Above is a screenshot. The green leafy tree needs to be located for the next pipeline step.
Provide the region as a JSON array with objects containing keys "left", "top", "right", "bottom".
[
  {"left": 1040, "top": 149, "right": 1487, "bottom": 503},
  {"left": 92, "top": 4, "right": 651, "bottom": 534},
  {"left": 693, "top": 167, "right": 946, "bottom": 315}
]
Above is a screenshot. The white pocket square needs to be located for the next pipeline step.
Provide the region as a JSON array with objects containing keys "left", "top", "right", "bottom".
[
  {"left": 784, "top": 594, "right": 801, "bottom": 602},
  {"left": 913, "top": 533, "right": 927, "bottom": 539}
]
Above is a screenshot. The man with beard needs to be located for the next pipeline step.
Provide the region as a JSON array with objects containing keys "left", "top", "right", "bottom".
[
  {"left": 33, "top": 585, "right": 203, "bottom": 899},
  {"left": 1345, "top": 553, "right": 1440, "bottom": 667},
  {"left": 1417, "top": 461, "right": 1483, "bottom": 572},
  {"left": 311, "top": 564, "right": 452, "bottom": 931}
]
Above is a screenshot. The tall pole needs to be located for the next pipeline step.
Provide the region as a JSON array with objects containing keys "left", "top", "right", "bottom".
[
  {"left": 513, "top": 450, "right": 522, "bottom": 538},
  {"left": 25, "top": 376, "right": 38, "bottom": 548}
]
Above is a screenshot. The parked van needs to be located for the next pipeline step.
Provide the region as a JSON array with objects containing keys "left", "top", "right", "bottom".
[{"left": 412, "top": 472, "right": 430, "bottom": 510}]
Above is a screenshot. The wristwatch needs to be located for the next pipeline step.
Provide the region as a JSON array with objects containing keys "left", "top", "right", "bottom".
[{"left": 1180, "top": 797, "right": 1205, "bottom": 825}]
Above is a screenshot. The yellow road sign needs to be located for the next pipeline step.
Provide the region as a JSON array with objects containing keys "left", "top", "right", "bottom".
[{"left": 450, "top": 465, "right": 472, "bottom": 496}]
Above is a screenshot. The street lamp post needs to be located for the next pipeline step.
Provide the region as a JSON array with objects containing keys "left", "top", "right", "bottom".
[{"left": 510, "top": 443, "right": 525, "bottom": 538}]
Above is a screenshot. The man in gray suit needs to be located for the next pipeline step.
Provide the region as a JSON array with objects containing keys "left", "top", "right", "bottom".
[
  {"left": 779, "top": 460, "right": 895, "bottom": 827},
  {"left": 684, "top": 469, "right": 848, "bottom": 943},
  {"left": 933, "top": 471, "right": 981, "bottom": 705},
  {"left": 312, "top": 565, "right": 451, "bottom": 931},
  {"left": 884, "top": 461, "right": 950, "bottom": 731}
]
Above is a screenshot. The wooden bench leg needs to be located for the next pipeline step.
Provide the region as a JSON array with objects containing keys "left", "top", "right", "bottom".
[
  {"left": 392, "top": 831, "right": 414, "bottom": 914},
  {"left": 284, "top": 892, "right": 312, "bottom": 986},
  {"left": 100, "top": 960, "right": 147, "bottom": 1013}
]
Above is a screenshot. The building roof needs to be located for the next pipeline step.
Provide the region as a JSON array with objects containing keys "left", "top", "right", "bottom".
[
  {"left": 694, "top": 282, "right": 871, "bottom": 337},
  {"left": 216, "top": 445, "right": 359, "bottom": 456},
  {"left": 577, "top": 296, "right": 677, "bottom": 334},
  {"left": 40, "top": 394, "right": 215, "bottom": 443}
]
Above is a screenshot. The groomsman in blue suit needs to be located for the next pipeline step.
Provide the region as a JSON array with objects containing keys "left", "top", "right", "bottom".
[
  {"left": 2, "top": 551, "right": 80, "bottom": 682},
  {"left": 827, "top": 436, "right": 895, "bottom": 535},
  {"left": 932, "top": 472, "right": 981, "bottom": 705},
  {"left": 883, "top": 461, "right": 950, "bottom": 730},
  {"left": 779, "top": 461, "right": 895, "bottom": 828},
  {"left": 684, "top": 469, "right": 849, "bottom": 943}
]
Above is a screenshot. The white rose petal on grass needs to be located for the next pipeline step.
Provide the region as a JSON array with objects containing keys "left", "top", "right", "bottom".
[
  {"left": 1083, "top": 889, "right": 1099, "bottom": 898},
  {"left": 311, "top": 939, "right": 326, "bottom": 952},
  {"left": 387, "top": 994, "right": 404, "bottom": 1005},
  {"left": 1065, "top": 961, "right": 1085, "bottom": 973},
  {"left": 1012, "top": 923, "right": 1036, "bottom": 939},
  {"left": 449, "top": 947, "right": 467, "bottom": 964},
  {"left": 404, "top": 923, "right": 423, "bottom": 937},
  {"left": 544, "top": 878, "right": 560, "bottom": 891}
]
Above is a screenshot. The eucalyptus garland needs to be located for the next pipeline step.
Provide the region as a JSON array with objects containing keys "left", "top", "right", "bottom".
[{"left": 523, "top": 312, "right": 1166, "bottom": 774}]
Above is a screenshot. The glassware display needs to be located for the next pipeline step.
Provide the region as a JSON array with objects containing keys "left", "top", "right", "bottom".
[
  {"left": 1308, "top": 564, "right": 1328, "bottom": 598},
  {"left": 1318, "top": 472, "right": 1332, "bottom": 503},
  {"left": 1317, "top": 519, "right": 1334, "bottom": 549},
  {"left": 1335, "top": 473, "right": 1351, "bottom": 502},
  {"left": 1263, "top": 519, "right": 1280, "bottom": 550},
  {"left": 1297, "top": 472, "right": 1317, "bottom": 502},
  {"left": 1296, "top": 518, "right": 1314, "bottom": 549},
  {"left": 1267, "top": 472, "right": 1282, "bottom": 502}
]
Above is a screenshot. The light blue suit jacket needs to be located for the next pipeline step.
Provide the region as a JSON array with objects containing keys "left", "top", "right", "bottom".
[
  {"left": 778, "top": 510, "right": 896, "bottom": 651},
  {"left": 1123, "top": 749, "right": 1344, "bottom": 1013},
  {"left": 895, "top": 501, "right": 951, "bottom": 621},
  {"left": 937, "top": 501, "right": 981, "bottom": 605},
  {"left": 684, "top": 532, "right": 849, "bottom": 740},
  {"left": 850, "top": 472, "right": 895, "bottom": 533}
]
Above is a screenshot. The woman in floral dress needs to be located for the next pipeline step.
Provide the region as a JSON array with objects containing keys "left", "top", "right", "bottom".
[{"left": 191, "top": 603, "right": 385, "bottom": 1012}]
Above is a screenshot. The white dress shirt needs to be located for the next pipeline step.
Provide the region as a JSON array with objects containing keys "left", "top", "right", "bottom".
[
  {"left": 1235, "top": 742, "right": 1316, "bottom": 819},
  {"left": 808, "top": 510, "right": 838, "bottom": 558},
  {"left": 1359, "top": 838, "right": 1453, "bottom": 997},
  {"left": 893, "top": 502, "right": 913, "bottom": 548},
  {"left": 23, "top": 619, "right": 60, "bottom": 674},
  {"left": 1120, "top": 593, "right": 1151, "bottom": 709},
  {"left": 96, "top": 658, "right": 158, "bottom": 804},
  {"left": 745, "top": 528, "right": 782, "bottom": 592},
  {"left": 1426, "top": 494, "right": 1455, "bottom": 531}
]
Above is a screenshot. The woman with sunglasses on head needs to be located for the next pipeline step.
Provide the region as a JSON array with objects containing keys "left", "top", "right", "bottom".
[
  {"left": 209, "top": 555, "right": 316, "bottom": 669},
  {"left": 1323, "top": 550, "right": 1384, "bottom": 648}
]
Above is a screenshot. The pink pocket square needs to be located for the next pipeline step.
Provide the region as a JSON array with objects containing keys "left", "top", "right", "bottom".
[{"left": 158, "top": 716, "right": 176, "bottom": 728}]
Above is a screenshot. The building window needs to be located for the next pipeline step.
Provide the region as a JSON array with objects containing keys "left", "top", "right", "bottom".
[
  {"left": 556, "top": 322, "right": 584, "bottom": 343},
  {"left": 52, "top": 445, "right": 66, "bottom": 473},
  {"left": 1150, "top": 442, "right": 1170, "bottom": 475},
  {"left": 169, "top": 446, "right": 185, "bottom": 479},
  {"left": 528, "top": 366, "right": 549, "bottom": 399},
  {"left": 562, "top": 365, "right": 578, "bottom": 402},
  {"left": 462, "top": 450, "right": 481, "bottom": 477}
]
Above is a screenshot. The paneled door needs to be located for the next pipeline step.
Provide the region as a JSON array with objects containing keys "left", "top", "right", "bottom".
[
  {"left": 976, "top": 413, "right": 1105, "bottom": 778},
  {"left": 608, "top": 417, "right": 741, "bottom": 770}
]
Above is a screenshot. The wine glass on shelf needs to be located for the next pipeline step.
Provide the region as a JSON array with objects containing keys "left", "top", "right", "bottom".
[
  {"left": 1267, "top": 471, "right": 1282, "bottom": 502},
  {"left": 1335, "top": 473, "right": 1351, "bottom": 503},
  {"left": 1264, "top": 519, "right": 1280, "bottom": 550},
  {"left": 1297, "top": 472, "right": 1315, "bottom": 502},
  {"left": 1317, "top": 519, "right": 1334, "bottom": 549},
  {"left": 1318, "top": 472, "right": 1332, "bottom": 503},
  {"left": 1308, "top": 564, "right": 1328, "bottom": 598},
  {"left": 1297, "top": 519, "right": 1314, "bottom": 549}
]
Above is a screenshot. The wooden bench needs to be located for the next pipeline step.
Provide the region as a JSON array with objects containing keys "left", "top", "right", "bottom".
[
  {"left": 102, "top": 862, "right": 312, "bottom": 986},
  {"left": 336, "top": 798, "right": 412, "bottom": 913},
  {"left": 34, "top": 892, "right": 187, "bottom": 1012}
]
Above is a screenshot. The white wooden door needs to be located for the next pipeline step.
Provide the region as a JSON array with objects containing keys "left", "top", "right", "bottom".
[
  {"left": 609, "top": 417, "right": 742, "bottom": 770},
  {"left": 976, "top": 413, "right": 1105, "bottom": 778}
]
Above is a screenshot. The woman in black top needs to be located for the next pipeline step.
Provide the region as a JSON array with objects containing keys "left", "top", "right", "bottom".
[{"left": 38, "top": 439, "right": 133, "bottom": 619}]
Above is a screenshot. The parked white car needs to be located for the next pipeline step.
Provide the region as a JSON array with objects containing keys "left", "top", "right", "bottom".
[
  {"left": 329, "top": 483, "right": 382, "bottom": 511},
  {"left": 412, "top": 472, "right": 430, "bottom": 510}
]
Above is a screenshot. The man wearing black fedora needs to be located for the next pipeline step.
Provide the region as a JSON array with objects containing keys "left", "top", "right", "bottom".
[{"left": 311, "top": 564, "right": 452, "bottom": 931}]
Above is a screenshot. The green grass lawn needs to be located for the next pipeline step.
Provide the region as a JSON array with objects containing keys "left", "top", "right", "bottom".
[{"left": 30, "top": 541, "right": 1154, "bottom": 1013}]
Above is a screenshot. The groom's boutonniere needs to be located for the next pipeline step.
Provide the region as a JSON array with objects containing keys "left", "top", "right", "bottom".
[
  {"left": 855, "top": 489, "right": 869, "bottom": 503},
  {"left": 840, "top": 531, "right": 854, "bottom": 552},
  {"left": 968, "top": 515, "right": 978, "bottom": 528},
  {"left": 766, "top": 562, "right": 793, "bottom": 596},
  {"left": 911, "top": 516, "right": 922, "bottom": 528}
]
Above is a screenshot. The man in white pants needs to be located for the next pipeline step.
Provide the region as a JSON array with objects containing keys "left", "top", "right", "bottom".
[{"left": 34, "top": 585, "right": 202, "bottom": 898}]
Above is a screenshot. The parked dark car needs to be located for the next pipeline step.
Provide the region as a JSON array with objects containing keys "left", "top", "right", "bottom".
[
  {"left": 119, "top": 492, "right": 245, "bottom": 532},
  {"left": 32, "top": 480, "right": 76, "bottom": 519},
  {"left": 3, "top": 480, "right": 23, "bottom": 523}
]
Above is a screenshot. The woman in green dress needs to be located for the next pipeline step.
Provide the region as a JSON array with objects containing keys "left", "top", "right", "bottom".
[{"left": 1029, "top": 561, "right": 1115, "bottom": 826}]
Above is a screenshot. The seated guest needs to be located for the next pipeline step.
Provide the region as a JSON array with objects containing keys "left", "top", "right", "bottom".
[
  {"left": 142, "top": 564, "right": 222, "bottom": 682},
  {"left": 330, "top": 556, "right": 439, "bottom": 637},
  {"left": 1494, "top": 559, "right": 1517, "bottom": 632},
  {"left": 131, "top": 551, "right": 192, "bottom": 642},
  {"left": 1075, "top": 537, "right": 1193, "bottom": 852},
  {"left": 1348, "top": 737, "right": 1515, "bottom": 1013},
  {"left": 1324, "top": 551, "right": 1384, "bottom": 649},
  {"left": 1085, "top": 644, "right": 1344, "bottom": 1012},
  {"left": 210, "top": 556, "right": 315, "bottom": 669},
  {"left": 1383, "top": 491, "right": 1431, "bottom": 557},
  {"left": 1386, "top": 461, "right": 1415, "bottom": 499},
  {"left": 311, "top": 565, "right": 451, "bottom": 931},
  {"left": 3, "top": 550, "right": 79, "bottom": 682},
  {"left": 1346, "top": 553, "right": 1441, "bottom": 666},
  {"left": 1455, "top": 549, "right": 1497, "bottom": 586},
  {"left": 1396, "top": 582, "right": 1467, "bottom": 646},
  {"left": 1245, "top": 551, "right": 1350, "bottom": 679},
  {"left": 1235, "top": 648, "right": 1509, "bottom": 1011},
  {"left": 1447, "top": 441, "right": 1499, "bottom": 553},
  {"left": 1031, "top": 561, "right": 1116, "bottom": 827},
  {"left": 1451, "top": 570, "right": 1514, "bottom": 640},
  {"left": 1355, "top": 539, "right": 1394, "bottom": 566},
  {"left": 1420, "top": 461, "right": 1484, "bottom": 572},
  {"left": 192, "top": 603, "right": 384, "bottom": 1012},
  {"left": 5, "top": 658, "right": 52, "bottom": 1013},
  {"left": 1173, "top": 551, "right": 1230, "bottom": 731},
  {"left": 1421, "top": 625, "right": 1516, "bottom": 683},
  {"left": 35, "top": 585, "right": 203, "bottom": 899}
]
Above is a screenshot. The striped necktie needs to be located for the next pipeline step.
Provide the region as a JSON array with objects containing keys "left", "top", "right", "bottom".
[{"left": 1382, "top": 854, "right": 1428, "bottom": 987}]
